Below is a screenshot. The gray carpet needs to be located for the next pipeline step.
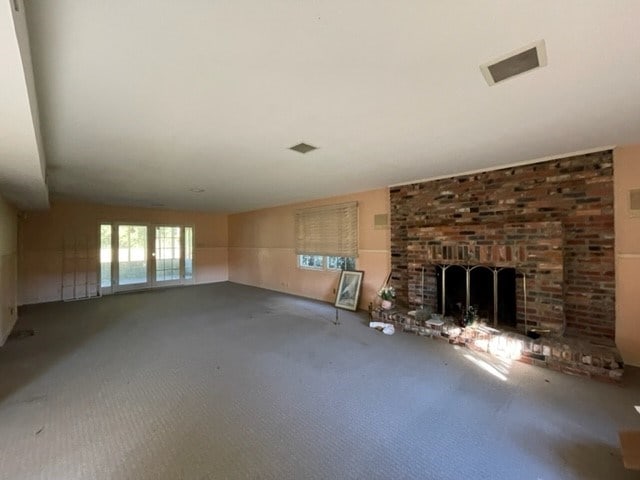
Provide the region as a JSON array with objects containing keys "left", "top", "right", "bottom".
[{"left": 1, "top": 282, "right": 639, "bottom": 480}]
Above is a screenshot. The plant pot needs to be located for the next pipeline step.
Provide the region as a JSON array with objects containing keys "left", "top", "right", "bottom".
[{"left": 381, "top": 299, "right": 393, "bottom": 310}]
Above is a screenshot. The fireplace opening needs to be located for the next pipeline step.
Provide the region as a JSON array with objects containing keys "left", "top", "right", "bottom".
[{"left": 435, "top": 265, "right": 517, "bottom": 327}]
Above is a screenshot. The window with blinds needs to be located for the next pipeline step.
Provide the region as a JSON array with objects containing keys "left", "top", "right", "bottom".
[{"left": 295, "top": 202, "right": 358, "bottom": 257}]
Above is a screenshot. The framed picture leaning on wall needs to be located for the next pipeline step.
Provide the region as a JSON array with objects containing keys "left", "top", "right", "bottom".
[{"left": 334, "top": 270, "right": 364, "bottom": 311}]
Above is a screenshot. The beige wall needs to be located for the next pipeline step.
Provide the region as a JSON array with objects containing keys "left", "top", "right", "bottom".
[
  {"left": 228, "top": 188, "right": 390, "bottom": 309},
  {"left": 11, "top": 154, "right": 639, "bottom": 360},
  {"left": 19, "top": 200, "right": 228, "bottom": 305},
  {"left": 0, "top": 195, "right": 18, "bottom": 345},
  {"left": 614, "top": 145, "right": 640, "bottom": 366}
]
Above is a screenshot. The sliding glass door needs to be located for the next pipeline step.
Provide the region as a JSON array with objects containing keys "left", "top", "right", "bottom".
[
  {"left": 184, "top": 227, "right": 193, "bottom": 280},
  {"left": 100, "top": 223, "right": 194, "bottom": 293},
  {"left": 155, "top": 226, "right": 181, "bottom": 284},
  {"left": 116, "top": 224, "right": 149, "bottom": 290}
]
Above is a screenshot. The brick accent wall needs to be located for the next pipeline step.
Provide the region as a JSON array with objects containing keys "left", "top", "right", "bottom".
[{"left": 390, "top": 150, "right": 614, "bottom": 341}]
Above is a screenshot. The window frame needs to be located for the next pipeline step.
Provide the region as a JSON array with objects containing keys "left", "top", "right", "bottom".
[
  {"left": 297, "top": 254, "right": 325, "bottom": 270},
  {"left": 297, "top": 254, "right": 356, "bottom": 272}
]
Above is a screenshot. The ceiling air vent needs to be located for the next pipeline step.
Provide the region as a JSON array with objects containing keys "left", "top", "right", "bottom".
[
  {"left": 289, "top": 142, "right": 317, "bottom": 154},
  {"left": 480, "top": 40, "right": 547, "bottom": 86}
]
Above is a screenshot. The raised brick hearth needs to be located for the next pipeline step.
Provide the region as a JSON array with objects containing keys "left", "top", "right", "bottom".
[
  {"left": 390, "top": 150, "right": 615, "bottom": 342},
  {"left": 371, "top": 307, "right": 624, "bottom": 382}
]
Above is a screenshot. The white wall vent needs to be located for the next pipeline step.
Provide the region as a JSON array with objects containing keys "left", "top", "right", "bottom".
[{"left": 480, "top": 40, "right": 547, "bottom": 86}]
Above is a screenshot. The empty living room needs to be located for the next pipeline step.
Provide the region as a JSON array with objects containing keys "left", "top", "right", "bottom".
[{"left": 3, "top": 1, "right": 640, "bottom": 479}]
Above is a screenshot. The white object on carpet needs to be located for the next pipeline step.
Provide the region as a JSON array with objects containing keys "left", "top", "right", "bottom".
[{"left": 369, "top": 321, "right": 395, "bottom": 335}]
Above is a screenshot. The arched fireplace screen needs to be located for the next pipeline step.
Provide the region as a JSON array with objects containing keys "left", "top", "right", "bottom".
[{"left": 434, "top": 264, "right": 527, "bottom": 328}]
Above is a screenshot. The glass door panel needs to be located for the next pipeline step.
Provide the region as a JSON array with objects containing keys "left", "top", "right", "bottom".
[
  {"left": 118, "top": 225, "right": 148, "bottom": 286},
  {"left": 100, "top": 224, "right": 112, "bottom": 289},
  {"left": 185, "top": 227, "right": 193, "bottom": 280},
  {"left": 155, "top": 226, "right": 181, "bottom": 282}
]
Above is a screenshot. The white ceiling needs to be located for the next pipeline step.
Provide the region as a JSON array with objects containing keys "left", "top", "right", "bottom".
[{"left": 8, "top": 0, "right": 640, "bottom": 212}]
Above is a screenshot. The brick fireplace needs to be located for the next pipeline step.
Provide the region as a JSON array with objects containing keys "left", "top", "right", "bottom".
[
  {"left": 390, "top": 150, "right": 615, "bottom": 342},
  {"left": 417, "top": 221, "right": 564, "bottom": 334}
]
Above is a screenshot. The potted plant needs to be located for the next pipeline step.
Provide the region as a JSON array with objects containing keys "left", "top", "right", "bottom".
[{"left": 378, "top": 286, "right": 396, "bottom": 310}]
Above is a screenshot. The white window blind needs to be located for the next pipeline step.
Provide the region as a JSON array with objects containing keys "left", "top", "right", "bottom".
[{"left": 295, "top": 202, "right": 358, "bottom": 257}]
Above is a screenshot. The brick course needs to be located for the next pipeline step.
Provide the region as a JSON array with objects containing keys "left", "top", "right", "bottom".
[{"left": 390, "top": 150, "right": 614, "bottom": 341}]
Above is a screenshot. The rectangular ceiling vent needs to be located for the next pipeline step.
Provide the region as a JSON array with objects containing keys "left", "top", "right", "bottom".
[
  {"left": 480, "top": 40, "right": 547, "bottom": 86},
  {"left": 290, "top": 142, "right": 317, "bottom": 154}
]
